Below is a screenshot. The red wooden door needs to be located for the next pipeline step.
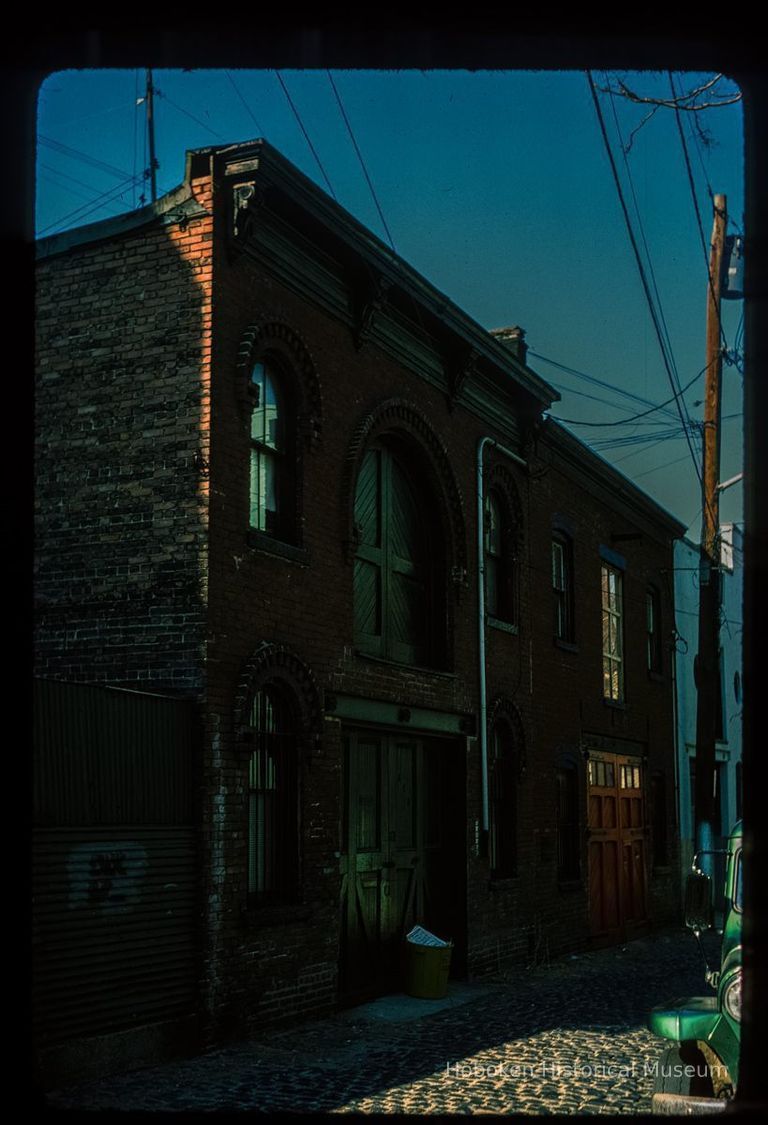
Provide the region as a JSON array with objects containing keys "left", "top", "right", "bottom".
[{"left": 588, "top": 753, "right": 648, "bottom": 944}]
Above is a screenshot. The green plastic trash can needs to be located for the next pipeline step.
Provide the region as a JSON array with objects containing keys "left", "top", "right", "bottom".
[{"left": 405, "top": 940, "right": 453, "bottom": 999}]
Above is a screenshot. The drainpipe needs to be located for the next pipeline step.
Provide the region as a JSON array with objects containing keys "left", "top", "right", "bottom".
[{"left": 477, "top": 435, "right": 528, "bottom": 841}]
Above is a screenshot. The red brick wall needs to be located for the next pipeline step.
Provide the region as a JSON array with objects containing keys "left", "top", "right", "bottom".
[
  {"left": 35, "top": 157, "right": 681, "bottom": 1039},
  {"left": 35, "top": 176, "right": 214, "bottom": 693}
]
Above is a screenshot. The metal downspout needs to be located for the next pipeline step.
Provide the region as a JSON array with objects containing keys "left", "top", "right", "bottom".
[{"left": 477, "top": 435, "right": 528, "bottom": 840}]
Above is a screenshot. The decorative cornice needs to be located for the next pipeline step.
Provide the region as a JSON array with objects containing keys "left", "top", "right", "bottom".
[
  {"left": 230, "top": 180, "right": 267, "bottom": 248},
  {"left": 445, "top": 345, "right": 480, "bottom": 412},
  {"left": 352, "top": 273, "right": 392, "bottom": 351}
]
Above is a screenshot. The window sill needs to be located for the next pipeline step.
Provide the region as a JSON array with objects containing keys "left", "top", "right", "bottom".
[
  {"left": 488, "top": 616, "right": 519, "bottom": 636},
  {"left": 241, "top": 902, "right": 313, "bottom": 929},
  {"left": 554, "top": 638, "right": 578, "bottom": 654},
  {"left": 355, "top": 651, "right": 456, "bottom": 679},
  {"left": 602, "top": 697, "right": 626, "bottom": 711},
  {"left": 247, "top": 529, "right": 309, "bottom": 565}
]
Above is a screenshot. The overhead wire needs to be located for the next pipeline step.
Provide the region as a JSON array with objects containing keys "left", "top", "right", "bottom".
[
  {"left": 132, "top": 68, "right": 140, "bottom": 211},
  {"left": 155, "top": 89, "right": 225, "bottom": 140},
  {"left": 605, "top": 74, "right": 686, "bottom": 428},
  {"left": 39, "top": 134, "right": 138, "bottom": 182},
  {"left": 586, "top": 71, "right": 708, "bottom": 516},
  {"left": 274, "top": 70, "right": 337, "bottom": 200},
  {"left": 225, "top": 71, "right": 266, "bottom": 136},
  {"left": 669, "top": 71, "right": 730, "bottom": 359},
  {"left": 529, "top": 349, "right": 681, "bottom": 422},
  {"left": 551, "top": 358, "right": 711, "bottom": 427},
  {"left": 39, "top": 173, "right": 144, "bottom": 235},
  {"left": 326, "top": 69, "right": 397, "bottom": 253}
]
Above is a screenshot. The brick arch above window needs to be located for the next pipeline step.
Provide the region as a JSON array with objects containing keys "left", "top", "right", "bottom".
[
  {"left": 487, "top": 697, "right": 527, "bottom": 777},
  {"left": 235, "top": 315, "right": 323, "bottom": 447},
  {"left": 484, "top": 460, "right": 524, "bottom": 557},
  {"left": 341, "top": 398, "right": 468, "bottom": 587},
  {"left": 234, "top": 641, "right": 322, "bottom": 750}
]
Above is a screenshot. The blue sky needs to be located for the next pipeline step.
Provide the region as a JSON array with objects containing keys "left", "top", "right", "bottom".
[{"left": 36, "top": 68, "right": 745, "bottom": 539}]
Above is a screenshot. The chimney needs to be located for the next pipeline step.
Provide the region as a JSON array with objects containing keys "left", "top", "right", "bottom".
[{"left": 490, "top": 325, "right": 528, "bottom": 365}]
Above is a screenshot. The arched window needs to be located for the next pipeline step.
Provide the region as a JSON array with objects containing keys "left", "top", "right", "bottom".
[
  {"left": 490, "top": 719, "right": 518, "bottom": 878},
  {"left": 484, "top": 487, "right": 518, "bottom": 625},
  {"left": 249, "top": 360, "right": 292, "bottom": 540},
  {"left": 353, "top": 440, "right": 439, "bottom": 666},
  {"left": 246, "top": 683, "right": 298, "bottom": 902}
]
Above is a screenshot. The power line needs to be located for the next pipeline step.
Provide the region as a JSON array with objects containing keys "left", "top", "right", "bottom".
[
  {"left": 669, "top": 71, "right": 729, "bottom": 360},
  {"left": 225, "top": 71, "right": 265, "bottom": 136},
  {"left": 605, "top": 74, "right": 686, "bottom": 432},
  {"left": 155, "top": 89, "right": 225, "bottom": 139},
  {"left": 274, "top": 70, "right": 337, "bottom": 201},
  {"left": 529, "top": 350, "right": 681, "bottom": 422},
  {"left": 551, "top": 359, "right": 710, "bottom": 428},
  {"left": 586, "top": 71, "right": 707, "bottom": 508},
  {"left": 133, "top": 68, "right": 140, "bottom": 211},
  {"left": 39, "top": 134, "right": 136, "bottom": 182},
  {"left": 38, "top": 173, "right": 144, "bottom": 235},
  {"left": 326, "top": 70, "right": 397, "bottom": 253}
]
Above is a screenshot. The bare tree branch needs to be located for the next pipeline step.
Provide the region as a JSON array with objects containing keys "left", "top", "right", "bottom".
[
  {"left": 599, "top": 73, "right": 742, "bottom": 111},
  {"left": 623, "top": 103, "right": 661, "bottom": 154}
]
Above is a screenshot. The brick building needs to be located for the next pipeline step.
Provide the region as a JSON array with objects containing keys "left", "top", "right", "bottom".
[{"left": 35, "top": 139, "right": 684, "bottom": 1072}]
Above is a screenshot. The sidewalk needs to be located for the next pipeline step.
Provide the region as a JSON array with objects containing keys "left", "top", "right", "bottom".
[{"left": 43, "top": 926, "right": 720, "bottom": 1114}]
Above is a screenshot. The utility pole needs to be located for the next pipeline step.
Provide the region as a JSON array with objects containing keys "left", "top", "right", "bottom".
[
  {"left": 694, "top": 193, "right": 727, "bottom": 876},
  {"left": 145, "top": 68, "right": 158, "bottom": 204}
]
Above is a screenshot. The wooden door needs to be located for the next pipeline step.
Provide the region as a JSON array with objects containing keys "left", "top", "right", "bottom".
[
  {"left": 588, "top": 753, "right": 648, "bottom": 944},
  {"left": 340, "top": 730, "right": 457, "bottom": 1000}
]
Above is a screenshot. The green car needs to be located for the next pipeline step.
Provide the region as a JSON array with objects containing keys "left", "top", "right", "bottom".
[{"left": 648, "top": 820, "right": 742, "bottom": 1112}]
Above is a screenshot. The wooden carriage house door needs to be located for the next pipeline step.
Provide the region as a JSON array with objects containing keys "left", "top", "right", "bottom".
[
  {"left": 340, "top": 729, "right": 452, "bottom": 1000},
  {"left": 587, "top": 752, "right": 648, "bottom": 945}
]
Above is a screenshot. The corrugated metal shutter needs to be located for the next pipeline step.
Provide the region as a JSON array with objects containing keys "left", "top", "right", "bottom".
[{"left": 33, "top": 680, "right": 199, "bottom": 1046}]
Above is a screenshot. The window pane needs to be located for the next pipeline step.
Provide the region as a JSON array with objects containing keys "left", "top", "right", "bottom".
[
  {"left": 485, "top": 493, "right": 502, "bottom": 556},
  {"left": 247, "top": 687, "right": 295, "bottom": 901},
  {"left": 601, "top": 564, "right": 623, "bottom": 699},
  {"left": 249, "top": 448, "right": 278, "bottom": 530},
  {"left": 250, "top": 363, "right": 282, "bottom": 450},
  {"left": 552, "top": 540, "right": 564, "bottom": 588}
]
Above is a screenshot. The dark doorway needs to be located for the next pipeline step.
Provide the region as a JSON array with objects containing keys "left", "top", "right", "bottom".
[{"left": 339, "top": 728, "right": 465, "bottom": 1002}]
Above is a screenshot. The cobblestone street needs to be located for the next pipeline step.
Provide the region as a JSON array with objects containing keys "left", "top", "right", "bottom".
[{"left": 44, "top": 926, "right": 720, "bottom": 1114}]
